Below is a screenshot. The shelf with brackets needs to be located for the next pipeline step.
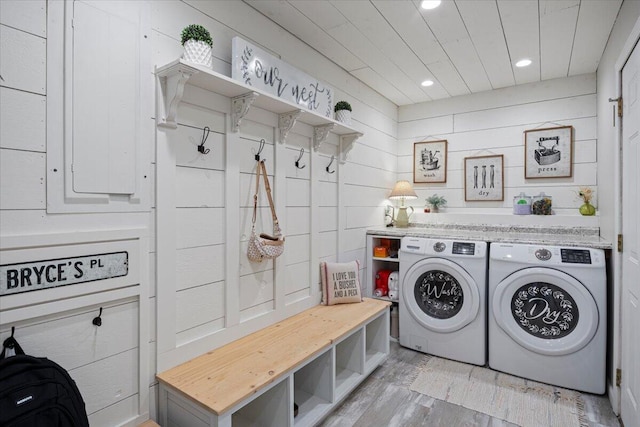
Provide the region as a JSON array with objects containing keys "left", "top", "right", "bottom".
[{"left": 155, "top": 59, "right": 363, "bottom": 163}]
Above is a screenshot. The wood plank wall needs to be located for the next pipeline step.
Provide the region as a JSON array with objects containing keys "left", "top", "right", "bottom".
[
  {"left": 398, "top": 74, "right": 599, "bottom": 222},
  {"left": 0, "top": 1, "right": 605, "bottom": 425},
  {"left": 150, "top": 0, "right": 398, "bottom": 420}
]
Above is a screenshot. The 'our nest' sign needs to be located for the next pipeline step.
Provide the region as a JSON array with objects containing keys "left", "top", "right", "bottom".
[
  {"left": 1, "top": 252, "right": 129, "bottom": 296},
  {"left": 232, "top": 37, "right": 334, "bottom": 118}
]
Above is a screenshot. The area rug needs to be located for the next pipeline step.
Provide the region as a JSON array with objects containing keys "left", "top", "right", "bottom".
[{"left": 409, "top": 356, "right": 588, "bottom": 427}]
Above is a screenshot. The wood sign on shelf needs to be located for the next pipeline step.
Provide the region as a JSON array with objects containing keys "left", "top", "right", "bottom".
[
  {"left": 231, "top": 37, "right": 334, "bottom": 118},
  {"left": 0, "top": 252, "right": 129, "bottom": 296}
]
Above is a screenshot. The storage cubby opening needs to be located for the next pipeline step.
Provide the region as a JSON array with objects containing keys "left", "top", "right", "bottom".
[
  {"left": 293, "top": 349, "right": 333, "bottom": 425},
  {"left": 365, "top": 312, "right": 389, "bottom": 369},
  {"left": 232, "top": 379, "right": 289, "bottom": 427},
  {"left": 335, "top": 329, "right": 364, "bottom": 398}
]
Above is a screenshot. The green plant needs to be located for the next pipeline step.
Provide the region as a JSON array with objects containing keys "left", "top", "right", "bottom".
[
  {"left": 426, "top": 194, "right": 447, "bottom": 209},
  {"left": 334, "top": 101, "right": 352, "bottom": 112},
  {"left": 181, "top": 24, "right": 213, "bottom": 47}
]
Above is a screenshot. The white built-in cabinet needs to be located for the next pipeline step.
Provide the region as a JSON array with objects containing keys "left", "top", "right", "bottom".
[
  {"left": 46, "top": 0, "right": 152, "bottom": 213},
  {"left": 365, "top": 234, "right": 401, "bottom": 300},
  {"left": 158, "top": 308, "right": 389, "bottom": 427}
]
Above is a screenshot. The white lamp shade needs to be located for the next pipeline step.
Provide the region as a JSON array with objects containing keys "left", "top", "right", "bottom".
[{"left": 389, "top": 180, "right": 418, "bottom": 200}]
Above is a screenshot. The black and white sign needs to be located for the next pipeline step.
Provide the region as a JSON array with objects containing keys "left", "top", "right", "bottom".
[
  {"left": 511, "top": 282, "right": 579, "bottom": 339},
  {"left": 414, "top": 270, "right": 464, "bottom": 319},
  {"left": 1, "top": 252, "right": 129, "bottom": 296},
  {"left": 232, "top": 37, "right": 334, "bottom": 117},
  {"left": 524, "top": 126, "right": 573, "bottom": 179}
]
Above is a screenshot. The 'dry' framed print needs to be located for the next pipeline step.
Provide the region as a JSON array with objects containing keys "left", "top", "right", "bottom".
[
  {"left": 413, "top": 140, "right": 447, "bottom": 183},
  {"left": 464, "top": 154, "right": 504, "bottom": 201},
  {"left": 524, "top": 125, "right": 573, "bottom": 179}
]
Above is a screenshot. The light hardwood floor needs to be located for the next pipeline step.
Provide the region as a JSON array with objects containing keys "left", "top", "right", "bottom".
[{"left": 319, "top": 341, "right": 620, "bottom": 427}]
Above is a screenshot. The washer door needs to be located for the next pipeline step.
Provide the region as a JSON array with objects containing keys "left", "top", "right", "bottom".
[
  {"left": 402, "top": 258, "right": 480, "bottom": 333},
  {"left": 492, "top": 267, "right": 599, "bottom": 356}
]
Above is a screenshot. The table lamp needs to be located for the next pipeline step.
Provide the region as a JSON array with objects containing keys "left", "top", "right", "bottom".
[{"left": 389, "top": 180, "right": 418, "bottom": 227}]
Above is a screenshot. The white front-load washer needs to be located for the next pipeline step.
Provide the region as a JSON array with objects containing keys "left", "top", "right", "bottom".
[
  {"left": 399, "top": 237, "right": 488, "bottom": 365},
  {"left": 488, "top": 243, "right": 607, "bottom": 394}
]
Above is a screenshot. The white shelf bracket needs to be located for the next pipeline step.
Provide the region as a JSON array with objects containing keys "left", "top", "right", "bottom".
[
  {"left": 339, "top": 132, "right": 363, "bottom": 164},
  {"left": 278, "top": 110, "right": 303, "bottom": 144},
  {"left": 313, "top": 124, "right": 335, "bottom": 151},
  {"left": 231, "top": 92, "right": 259, "bottom": 132},
  {"left": 157, "top": 68, "right": 195, "bottom": 129}
]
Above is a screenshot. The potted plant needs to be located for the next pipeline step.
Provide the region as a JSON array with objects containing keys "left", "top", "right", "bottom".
[
  {"left": 425, "top": 194, "right": 447, "bottom": 212},
  {"left": 181, "top": 24, "right": 213, "bottom": 68},
  {"left": 334, "top": 101, "right": 352, "bottom": 125},
  {"left": 577, "top": 186, "right": 596, "bottom": 216}
]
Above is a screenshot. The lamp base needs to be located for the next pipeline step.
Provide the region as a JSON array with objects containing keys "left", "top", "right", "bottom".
[{"left": 395, "top": 207, "right": 410, "bottom": 228}]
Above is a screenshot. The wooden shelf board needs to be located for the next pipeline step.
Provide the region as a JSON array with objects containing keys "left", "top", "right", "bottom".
[{"left": 157, "top": 59, "right": 361, "bottom": 136}]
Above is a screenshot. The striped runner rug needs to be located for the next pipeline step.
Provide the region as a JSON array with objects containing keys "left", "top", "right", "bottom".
[{"left": 409, "top": 356, "right": 588, "bottom": 427}]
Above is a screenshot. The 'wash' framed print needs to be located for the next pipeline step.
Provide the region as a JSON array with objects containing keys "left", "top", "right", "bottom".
[
  {"left": 464, "top": 154, "right": 504, "bottom": 201},
  {"left": 524, "top": 125, "right": 573, "bottom": 179},
  {"left": 413, "top": 140, "right": 447, "bottom": 183}
]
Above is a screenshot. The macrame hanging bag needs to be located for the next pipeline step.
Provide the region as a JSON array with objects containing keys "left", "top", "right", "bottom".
[{"left": 247, "top": 159, "right": 285, "bottom": 261}]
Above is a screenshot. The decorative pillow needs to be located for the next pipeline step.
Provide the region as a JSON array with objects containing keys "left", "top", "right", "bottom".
[{"left": 320, "top": 261, "right": 363, "bottom": 305}]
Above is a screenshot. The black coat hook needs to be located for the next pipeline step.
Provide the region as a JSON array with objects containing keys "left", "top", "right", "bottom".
[
  {"left": 92, "top": 307, "right": 103, "bottom": 327},
  {"left": 295, "top": 148, "right": 306, "bottom": 169},
  {"left": 197, "top": 126, "right": 211, "bottom": 154},
  {"left": 1, "top": 326, "right": 25, "bottom": 358},
  {"left": 254, "top": 139, "right": 266, "bottom": 161},
  {"left": 326, "top": 155, "right": 335, "bottom": 174}
]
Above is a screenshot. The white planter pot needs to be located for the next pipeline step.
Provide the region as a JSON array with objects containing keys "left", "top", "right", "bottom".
[
  {"left": 183, "top": 39, "right": 213, "bottom": 68},
  {"left": 335, "top": 109, "right": 351, "bottom": 125}
]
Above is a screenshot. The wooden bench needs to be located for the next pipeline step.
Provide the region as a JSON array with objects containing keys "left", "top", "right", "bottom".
[{"left": 156, "top": 298, "right": 391, "bottom": 427}]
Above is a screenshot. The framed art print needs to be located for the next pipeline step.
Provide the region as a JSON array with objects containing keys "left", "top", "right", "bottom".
[
  {"left": 464, "top": 154, "right": 504, "bottom": 201},
  {"left": 413, "top": 140, "right": 447, "bottom": 183},
  {"left": 524, "top": 125, "right": 573, "bottom": 179}
]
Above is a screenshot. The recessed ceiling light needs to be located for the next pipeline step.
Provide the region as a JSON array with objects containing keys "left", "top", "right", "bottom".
[
  {"left": 516, "top": 59, "right": 532, "bottom": 67},
  {"left": 421, "top": 80, "right": 434, "bottom": 87},
  {"left": 421, "top": 1, "right": 441, "bottom": 10}
]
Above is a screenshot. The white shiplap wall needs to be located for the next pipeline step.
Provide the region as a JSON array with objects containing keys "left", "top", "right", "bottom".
[
  {"left": 0, "top": 1, "right": 150, "bottom": 426},
  {"left": 150, "top": 1, "right": 399, "bottom": 421},
  {"left": 398, "top": 73, "right": 599, "bottom": 225}
]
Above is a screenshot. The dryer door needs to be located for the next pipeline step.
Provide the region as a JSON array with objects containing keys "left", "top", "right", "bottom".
[
  {"left": 492, "top": 267, "right": 599, "bottom": 356},
  {"left": 402, "top": 258, "right": 480, "bottom": 333}
]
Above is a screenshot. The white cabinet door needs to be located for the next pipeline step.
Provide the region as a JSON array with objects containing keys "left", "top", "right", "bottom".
[
  {"left": 72, "top": 1, "right": 138, "bottom": 195},
  {"left": 621, "top": 31, "right": 640, "bottom": 427},
  {"left": 46, "top": 0, "right": 151, "bottom": 212}
]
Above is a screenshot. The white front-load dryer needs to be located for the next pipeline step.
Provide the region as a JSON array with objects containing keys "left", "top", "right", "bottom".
[
  {"left": 399, "top": 237, "right": 488, "bottom": 365},
  {"left": 488, "top": 243, "right": 607, "bottom": 393}
]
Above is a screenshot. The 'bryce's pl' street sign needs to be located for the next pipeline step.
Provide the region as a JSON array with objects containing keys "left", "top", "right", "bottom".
[{"left": 0, "top": 252, "right": 128, "bottom": 296}]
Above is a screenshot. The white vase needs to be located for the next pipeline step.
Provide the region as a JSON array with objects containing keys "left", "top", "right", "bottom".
[
  {"left": 335, "top": 109, "right": 351, "bottom": 125},
  {"left": 183, "top": 39, "right": 212, "bottom": 68}
]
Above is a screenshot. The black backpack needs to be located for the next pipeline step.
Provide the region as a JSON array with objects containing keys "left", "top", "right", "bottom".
[{"left": 0, "top": 331, "right": 90, "bottom": 427}]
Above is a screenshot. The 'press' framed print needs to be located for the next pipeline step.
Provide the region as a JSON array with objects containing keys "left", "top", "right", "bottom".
[
  {"left": 524, "top": 125, "right": 573, "bottom": 179},
  {"left": 413, "top": 140, "right": 447, "bottom": 183},
  {"left": 464, "top": 154, "right": 504, "bottom": 201}
]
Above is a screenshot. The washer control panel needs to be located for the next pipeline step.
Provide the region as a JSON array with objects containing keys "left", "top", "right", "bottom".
[
  {"left": 535, "top": 248, "right": 552, "bottom": 261},
  {"left": 452, "top": 242, "right": 476, "bottom": 255},
  {"left": 561, "top": 248, "right": 592, "bottom": 264},
  {"left": 433, "top": 242, "right": 446, "bottom": 252}
]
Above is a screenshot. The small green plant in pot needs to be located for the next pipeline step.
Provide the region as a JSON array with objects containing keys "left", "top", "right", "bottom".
[
  {"left": 181, "top": 24, "right": 213, "bottom": 68},
  {"left": 334, "top": 101, "right": 352, "bottom": 125},
  {"left": 425, "top": 194, "right": 447, "bottom": 212}
]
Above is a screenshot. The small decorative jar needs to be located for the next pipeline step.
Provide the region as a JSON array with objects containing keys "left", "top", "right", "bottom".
[
  {"left": 532, "top": 192, "right": 553, "bottom": 215},
  {"left": 513, "top": 192, "right": 531, "bottom": 215},
  {"left": 579, "top": 202, "right": 596, "bottom": 216}
]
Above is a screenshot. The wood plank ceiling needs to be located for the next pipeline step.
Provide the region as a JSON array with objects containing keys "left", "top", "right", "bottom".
[{"left": 244, "top": 0, "right": 623, "bottom": 106}]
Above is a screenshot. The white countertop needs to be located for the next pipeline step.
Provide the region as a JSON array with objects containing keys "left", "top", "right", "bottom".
[{"left": 367, "top": 225, "right": 612, "bottom": 249}]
